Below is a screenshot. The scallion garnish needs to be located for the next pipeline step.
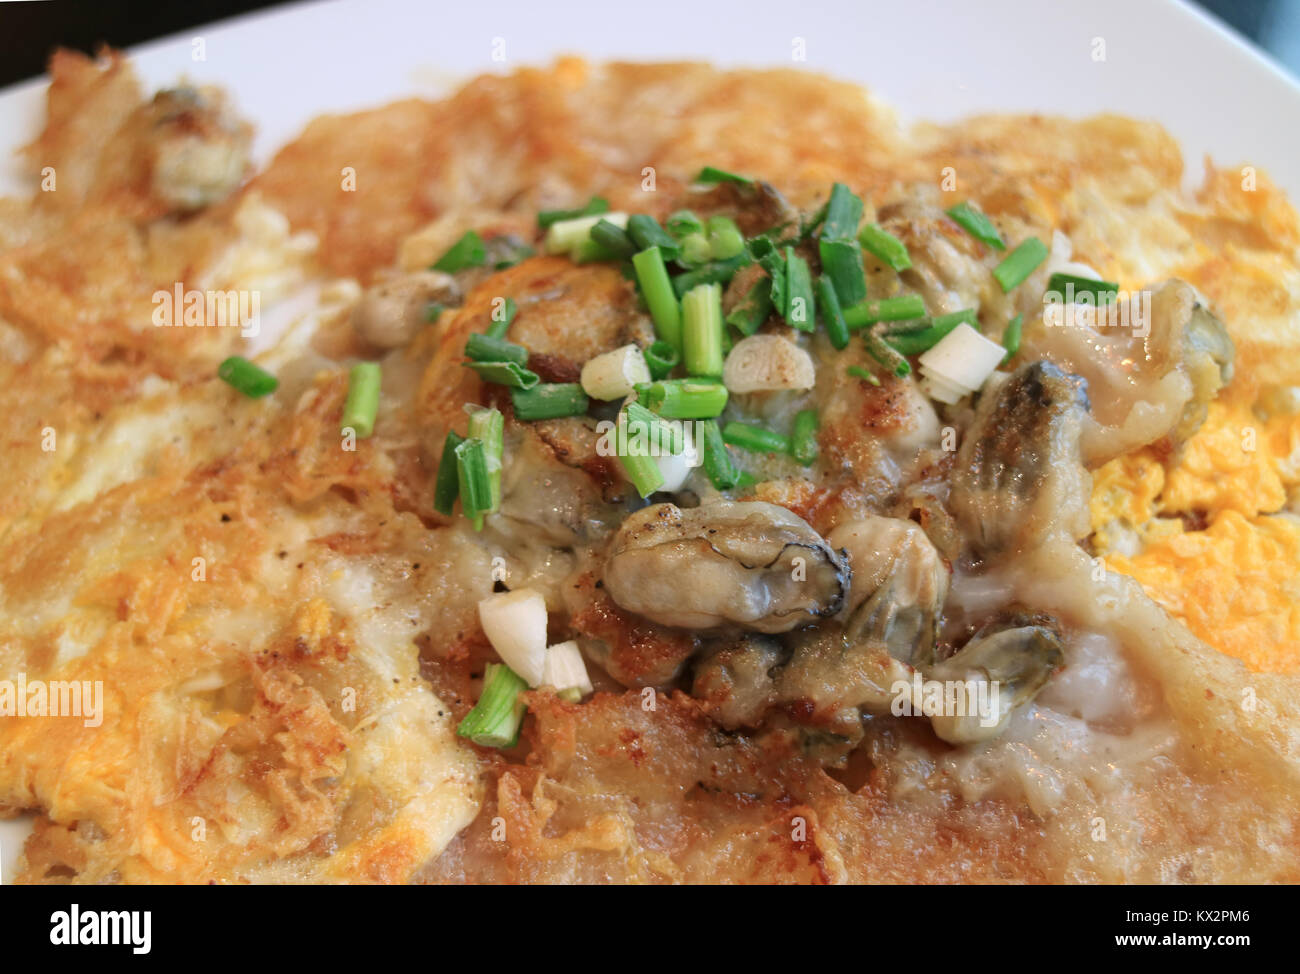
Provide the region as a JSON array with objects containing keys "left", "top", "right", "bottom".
[
  {"left": 455, "top": 436, "right": 491, "bottom": 531},
  {"left": 545, "top": 213, "right": 627, "bottom": 255},
  {"left": 467, "top": 405, "right": 504, "bottom": 515},
  {"left": 846, "top": 364, "right": 881, "bottom": 386},
  {"left": 510, "top": 382, "right": 589, "bottom": 421},
  {"left": 842, "top": 293, "right": 927, "bottom": 330},
  {"left": 627, "top": 215, "right": 680, "bottom": 260},
  {"left": 465, "top": 332, "right": 527, "bottom": 365},
  {"left": 644, "top": 340, "right": 680, "bottom": 380},
  {"left": 433, "top": 431, "right": 465, "bottom": 516},
  {"left": 821, "top": 183, "right": 863, "bottom": 240},
  {"left": 572, "top": 238, "right": 621, "bottom": 264},
  {"left": 677, "top": 232, "right": 713, "bottom": 267},
  {"left": 465, "top": 360, "right": 540, "bottom": 389},
  {"left": 865, "top": 328, "right": 912, "bottom": 377},
  {"left": 433, "top": 230, "right": 487, "bottom": 272},
  {"left": 340, "top": 362, "right": 381, "bottom": 438},
  {"left": 857, "top": 223, "right": 913, "bottom": 272},
  {"left": 632, "top": 247, "right": 683, "bottom": 351},
  {"left": 725, "top": 276, "right": 774, "bottom": 336},
  {"left": 537, "top": 196, "right": 608, "bottom": 230},
  {"left": 790, "top": 409, "right": 820, "bottom": 466},
  {"left": 699, "top": 418, "right": 740, "bottom": 489},
  {"left": 1002, "top": 313, "right": 1024, "bottom": 364},
  {"left": 635, "top": 378, "right": 728, "bottom": 418},
  {"left": 615, "top": 402, "right": 682, "bottom": 497},
  {"left": 815, "top": 276, "right": 850, "bottom": 351},
  {"left": 1046, "top": 272, "right": 1120, "bottom": 304},
  {"left": 682, "top": 282, "right": 725, "bottom": 377},
  {"left": 946, "top": 201, "right": 1005, "bottom": 250},
  {"left": 485, "top": 296, "right": 517, "bottom": 340},
  {"left": 670, "top": 253, "right": 751, "bottom": 297},
  {"left": 695, "top": 165, "right": 753, "bottom": 186},
  {"left": 883, "top": 309, "right": 977, "bottom": 356},
  {"left": 589, "top": 219, "right": 638, "bottom": 258},
  {"left": 992, "top": 237, "right": 1048, "bottom": 293},
  {"left": 722, "top": 421, "right": 790, "bottom": 455},
  {"left": 218, "top": 356, "right": 278, "bottom": 398},
  {"left": 457, "top": 662, "right": 528, "bottom": 748},
  {"left": 705, "top": 215, "right": 745, "bottom": 260},
  {"left": 819, "top": 238, "right": 867, "bottom": 307},
  {"left": 783, "top": 248, "right": 815, "bottom": 332},
  {"left": 667, "top": 210, "right": 704, "bottom": 237}
]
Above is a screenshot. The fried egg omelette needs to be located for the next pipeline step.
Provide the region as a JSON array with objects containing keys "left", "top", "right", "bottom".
[{"left": 1, "top": 51, "right": 1298, "bottom": 884}]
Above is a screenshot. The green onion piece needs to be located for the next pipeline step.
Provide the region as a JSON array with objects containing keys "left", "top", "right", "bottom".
[
  {"left": 485, "top": 296, "right": 517, "bottom": 340},
  {"left": 883, "top": 309, "right": 977, "bottom": 356},
  {"left": 667, "top": 210, "right": 704, "bottom": 238},
  {"left": 821, "top": 182, "right": 864, "bottom": 240},
  {"left": 865, "top": 328, "right": 912, "bottom": 377},
  {"left": 695, "top": 165, "right": 752, "bottom": 185},
  {"left": 842, "top": 293, "right": 927, "bottom": 330},
  {"left": 454, "top": 437, "right": 491, "bottom": 531},
  {"left": 426, "top": 303, "right": 446, "bottom": 322},
  {"left": 790, "top": 409, "right": 820, "bottom": 466},
  {"left": 537, "top": 196, "right": 608, "bottom": 230},
  {"left": 627, "top": 215, "right": 679, "bottom": 260},
  {"left": 632, "top": 247, "right": 683, "bottom": 350},
  {"left": 573, "top": 238, "right": 621, "bottom": 264},
  {"left": 433, "top": 431, "right": 465, "bottom": 516},
  {"left": 467, "top": 406, "right": 504, "bottom": 514},
  {"left": 624, "top": 401, "right": 684, "bottom": 454},
  {"left": 846, "top": 364, "right": 881, "bottom": 386},
  {"left": 457, "top": 662, "right": 528, "bottom": 748},
  {"left": 465, "top": 361, "right": 539, "bottom": 389},
  {"left": 218, "top": 356, "right": 278, "bottom": 398},
  {"left": 510, "top": 382, "right": 589, "bottom": 421},
  {"left": 1046, "top": 272, "right": 1120, "bottom": 304},
  {"left": 644, "top": 340, "right": 680, "bottom": 380},
  {"left": 635, "top": 378, "right": 728, "bottom": 418},
  {"left": 706, "top": 215, "right": 745, "bottom": 260},
  {"left": 783, "top": 248, "right": 815, "bottom": 332},
  {"left": 465, "top": 332, "right": 528, "bottom": 365},
  {"left": 677, "top": 232, "right": 713, "bottom": 268},
  {"left": 992, "top": 237, "right": 1049, "bottom": 293},
  {"left": 725, "top": 276, "right": 773, "bottom": 337},
  {"left": 699, "top": 418, "right": 740, "bottom": 489},
  {"left": 734, "top": 470, "right": 758, "bottom": 490},
  {"left": 816, "top": 276, "right": 850, "bottom": 351},
  {"left": 799, "top": 202, "right": 828, "bottom": 242},
  {"left": 946, "top": 201, "right": 1005, "bottom": 251},
  {"left": 670, "top": 253, "right": 751, "bottom": 298},
  {"left": 487, "top": 237, "right": 535, "bottom": 270},
  {"left": 858, "top": 223, "right": 912, "bottom": 272},
  {"left": 722, "top": 421, "right": 790, "bottom": 455},
  {"left": 682, "top": 283, "right": 725, "bottom": 377},
  {"left": 589, "top": 219, "right": 638, "bottom": 258},
  {"left": 340, "top": 362, "right": 381, "bottom": 437},
  {"left": 433, "top": 230, "right": 487, "bottom": 272},
  {"left": 819, "top": 238, "right": 867, "bottom": 307},
  {"left": 1002, "top": 313, "right": 1024, "bottom": 364}
]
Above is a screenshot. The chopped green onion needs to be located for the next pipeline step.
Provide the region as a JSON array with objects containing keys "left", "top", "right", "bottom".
[
  {"left": 538, "top": 196, "right": 608, "bottom": 229},
  {"left": 465, "top": 360, "right": 540, "bottom": 389},
  {"left": 218, "top": 356, "right": 278, "bottom": 398},
  {"left": 635, "top": 378, "right": 728, "bottom": 418},
  {"left": 644, "top": 340, "right": 680, "bottom": 380},
  {"left": 340, "top": 362, "right": 381, "bottom": 437},
  {"left": 457, "top": 662, "right": 528, "bottom": 748},
  {"left": 790, "top": 409, "right": 820, "bottom": 466},
  {"left": 946, "top": 201, "right": 1005, "bottom": 251},
  {"left": 510, "top": 382, "right": 589, "bottom": 421},
  {"left": 490, "top": 240, "right": 534, "bottom": 270},
  {"left": 706, "top": 215, "right": 745, "bottom": 260},
  {"left": 615, "top": 402, "right": 682, "bottom": 496},
  {"left": 816, "top": 276, "right": 850, "bottom": 351},
  {"left": 546, "top": 213, "right": 627, "bottom": 255},
  {"left": 589, "top": 219, "right": 638, "bottom": 258},
  {"left": 627, "top": 215, "right": 679, "bottom": 260},
  {"left": 846, "top": 364, "right": 881, "bottom": 386},
  {"left": 819, "top": 238, "right": 867, "bottom": 307},
  {"left": 467, "top": 406, "right": 503, "bottom": 515},
  {"left": 677, "top": 232, "right": 713, "bottom": 267},
  {"left": 992, "top": 237, "right": 1048, "bottom": 293},
  {"left": 670, "top": 254, "right": 751, "bottom": 298},
  {"left": 734, "top": 470, "right": 758, "bottom": 490},
  {"left": 1002, "top": 313, "right": 1024, "bottom": 364},
  {"left": 573, "top": 238, "right": 621, "bottom": 264},
  {"left": 465, "top": 332, "right": 527, "bottom": 365},
  {"left": 433, "top": 230, "right": 487, "bottom": 272},
  {"left": 698, "top": 419, "right": 740, "bottom": 489},
  {"left": 426, "top": 303, "right": 446, "bottom": 322},
  {"left": 842, "top": 293, "right": 927, "bottom": 330},
  {"left": 632, "top": 247, "right": 683, "bottom": 351},
  {"left": 485, "top": 296, "right": 517, "bottom": 340},
  {"left": 667, "top": 210, "right": 704, "bottom": 237},
  {"left": 1046, "top": 272, "right": 1120, "bottom": 304},
  {"left": 865, "top": 328, "right": 912, "bottom": 377},
  {"left": 883, "top": 309, "right": 977, "bottom": 356},
  {"left": 695, "top": 165, "right": 752, "bottom": 185},
  {"left": 821, "top": 183, "right": 863, "bottom": 240},
  {"left": 783, "top": 248, "right": 815, "bottom": 332},
  {"left": 682, "top": 283, "right": 725, "bottom": 377},
  {"left": 454, "top": 436, "right": 491, "bottom": 530},
  {"left": 433, "top": 431, "right": 465, "bottom": 517},
  {"left": 722, "top": 421, "right": 790, "bottom": 455},
  {"left": 725, "top": 276, "right": 773, "bottom": 337},
  {"left": 857, "top": 223, "right": 913, "bottom": 272}
]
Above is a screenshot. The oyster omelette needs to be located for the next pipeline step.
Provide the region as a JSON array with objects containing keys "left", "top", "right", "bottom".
[{"left": 1, "top": 51, "right": 1298, "bottom": 885}]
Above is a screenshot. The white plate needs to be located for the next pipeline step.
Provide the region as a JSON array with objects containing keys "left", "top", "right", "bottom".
[{"left": 0, "top": 0, "right": 1296, "bottom": 883}]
